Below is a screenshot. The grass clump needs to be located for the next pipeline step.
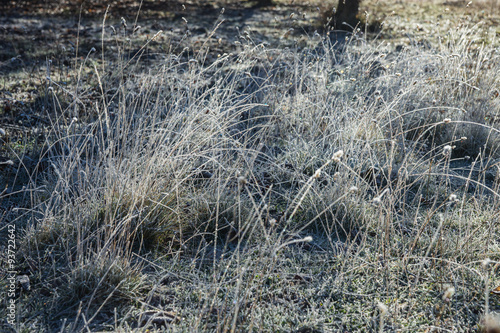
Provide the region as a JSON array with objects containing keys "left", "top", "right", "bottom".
[{"left": 1, "top": 1, "right": 500, "bottom": 331}]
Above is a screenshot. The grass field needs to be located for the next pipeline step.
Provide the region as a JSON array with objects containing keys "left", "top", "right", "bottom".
[{"left": 1, "top": 0, "right": 500, "bottom": 331}]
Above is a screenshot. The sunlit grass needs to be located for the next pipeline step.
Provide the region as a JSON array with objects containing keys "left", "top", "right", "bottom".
[{"left": 1, "top": 1, "right": 500, "bottom": 332}]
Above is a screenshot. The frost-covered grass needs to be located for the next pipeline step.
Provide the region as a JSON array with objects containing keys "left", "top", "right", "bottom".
[{"left": 1, "top": 1, "right": 500, "bottom": 332}]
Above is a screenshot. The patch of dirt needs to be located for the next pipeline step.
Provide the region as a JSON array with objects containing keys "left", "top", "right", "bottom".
[{"left": 0, "top": 1, "right": 322, "bottom": 125}]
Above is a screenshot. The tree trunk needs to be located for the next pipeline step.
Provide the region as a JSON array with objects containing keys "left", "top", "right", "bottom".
[
  {"left": 334, "top": 0, "right": 361, "bottom": 31},
  {"left": 254, "top": 0, "right": 273, "bottom": 8}
]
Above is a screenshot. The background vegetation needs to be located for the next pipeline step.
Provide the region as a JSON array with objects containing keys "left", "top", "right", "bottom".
[{"left": 1, "top": 0, "right": 499, "bottom": 331}]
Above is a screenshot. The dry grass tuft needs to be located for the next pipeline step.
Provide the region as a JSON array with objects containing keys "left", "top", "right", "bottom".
[{"left": 1, "top": 1, "right": 500, "bottom": 331}]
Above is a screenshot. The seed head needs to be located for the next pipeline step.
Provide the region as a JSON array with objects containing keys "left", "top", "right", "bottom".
[
  {"left": 443, "top": 285, "right": 455, "bottom": 302},
  {"left": 377, "top": 302, "right": 388, "bottom": 315},
  {"left": 373, "top": 188, "right": 390, "bottom": 205},
  {"left": 443, "top": 145, "right": 452, "bottom": 156},
  {"left": 482, "top": 258, "right": 492, "bottom": 269},
  {"left": 480, "top": 313, "right": 500, "bottom": 332},
  {"left": 238, "top": 176, "right": 247, "bottom": 186},
  {"left": 443, "top": 118, "right": 452, "bottom": 124},
  {"left": 332, "top": 150, "right": 344, "bottom": 162},
  {"left": 313, "top": 169, "right": 321, "bottom": 179},
  {"left": 349, "top": 186, "right": 358, "bottom": 193},
  {"left": 302, "top": 236, "right": 313, "bottom": 243}
]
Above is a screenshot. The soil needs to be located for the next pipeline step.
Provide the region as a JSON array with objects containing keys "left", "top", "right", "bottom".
[{"left": 0, "top": 1, "right": 327, "bottom": 127}]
